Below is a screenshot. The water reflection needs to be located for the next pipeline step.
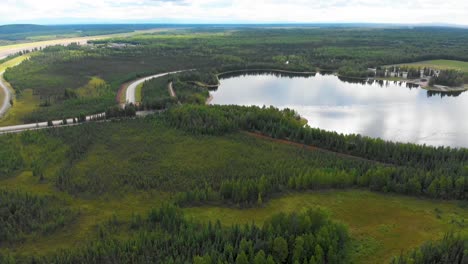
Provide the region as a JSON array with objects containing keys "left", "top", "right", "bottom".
[{"left": 210, "top": 72, "right": 468, "bottom": 148}]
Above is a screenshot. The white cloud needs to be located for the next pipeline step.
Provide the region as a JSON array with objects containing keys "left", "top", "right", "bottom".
[{"left": 1, "top": 0, "right": 468, "bottom": 25}]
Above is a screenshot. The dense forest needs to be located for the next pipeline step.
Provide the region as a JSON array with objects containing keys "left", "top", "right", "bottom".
[
  {"left": 1, "top": 26, "right": 468, "bottom": 262},
  {"left": 0, "top": 108, "right": 466, "bottom": 261},
  {"left": 164, "top": 105, "right": 467, "bottom": 203},
  {"left": 4, "top": 27, "right": 468, "bottom": 122}
]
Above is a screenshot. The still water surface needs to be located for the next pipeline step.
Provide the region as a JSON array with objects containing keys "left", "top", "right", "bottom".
[{"left": 210, "top": 72, "right": 468, "bottom": 148}]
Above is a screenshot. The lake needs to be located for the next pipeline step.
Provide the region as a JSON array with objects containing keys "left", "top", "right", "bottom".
[{"left": 209, "top": 72, "right": 468, "bottom": 148}]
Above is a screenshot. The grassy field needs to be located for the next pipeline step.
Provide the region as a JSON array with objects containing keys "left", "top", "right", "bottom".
[
  {"left": 0, "top": 81, "right": 4, "bottom": 106},
  {"left": 185, "top": 190, "right": 468, "bottom": 263},
  {"left": 135, "top": 83, "right": 143, "bottom": 103},
  {"left": 395, "top": 59, "right": 468, "bottom": 73},
  {"left": 0, "top": 54, "right": 29, "bottom": 72},
  {"left": 0, "top": 89, "right": 40, "bottom": 125}
]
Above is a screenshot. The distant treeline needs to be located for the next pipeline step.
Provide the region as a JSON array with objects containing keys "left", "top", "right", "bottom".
[{"left": 0, "top": 24, "right": 164, "bottom": 42}]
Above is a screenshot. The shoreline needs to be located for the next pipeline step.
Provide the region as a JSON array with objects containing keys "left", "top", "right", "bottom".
[
  {"left": 217, "top": 68, "right": 316, "bottom": 78},
  {"left": 422, "top": 85, "right": 468, "bottom": 92}
]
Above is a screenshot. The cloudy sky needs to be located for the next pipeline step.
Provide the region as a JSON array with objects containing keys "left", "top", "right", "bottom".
[{"left": 1, "top": 0, "right": 468, "bottom": 25}]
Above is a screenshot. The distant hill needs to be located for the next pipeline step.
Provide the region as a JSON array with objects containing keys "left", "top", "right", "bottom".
[
  {"left": 0, "top": 24, "right": 165, "bottom": 42},
  {"left": 0, "top": 24, "right": 49, "bottom": 34}
]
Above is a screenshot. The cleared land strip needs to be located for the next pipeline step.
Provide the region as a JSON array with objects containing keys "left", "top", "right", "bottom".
[{"left": 0, "top": 28, "right": 170, "bottom": 60}]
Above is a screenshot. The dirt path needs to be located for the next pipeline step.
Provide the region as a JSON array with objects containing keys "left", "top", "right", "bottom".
[
  {"left": 168, "top": 82, "right": 176, "bottom": 97},
  {"left": 243, "top": 131, "right": 390, "bottom": 166}
]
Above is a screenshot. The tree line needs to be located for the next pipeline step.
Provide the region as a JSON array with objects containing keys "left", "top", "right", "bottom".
[
  {"left": 164, "top": 105, "right": 467, "bottom": 202},
  {"left": 0, "top": 189, "right": 73, "bottom": 245},
  {"left": 391, "top": 233, "right": 467, "bottom": 264},
  {"left": 0, "top": 204, "right": 350, "bottom": 263}
]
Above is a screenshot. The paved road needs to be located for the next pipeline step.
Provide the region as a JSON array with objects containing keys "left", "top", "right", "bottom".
[
  {"left": 125, "top": 70, "right": 186, "bottom": 104},
  {"left": 0, "top": 113, "right": 106, "bottom": 134},
  {"left": 0, "top": 71, "right": 11, "bottom": 118},
  {"left": 0, "top": 70, "right": 187, "bottom": 134}
]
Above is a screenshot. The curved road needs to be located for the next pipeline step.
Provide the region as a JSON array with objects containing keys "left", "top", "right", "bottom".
[
  {"left": 125, "top": 70, "right": 186, "bottom": 104},
  {"left": 0, "top": 71, "right": 11, "bottom": 118},
  {"left": 0, "top": 70, "right": 188, "bottom": 134}
]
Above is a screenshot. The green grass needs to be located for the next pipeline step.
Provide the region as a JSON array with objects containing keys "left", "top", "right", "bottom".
[
  {"left": 0, "top": 55, "right": 29, "bottom": 72},
  {"left": 135, "top": 83, "right": 143, "bottom": 103},
  {"left": 395, "top": 60, "right": 468, "bottom": 73},
  {"left": 184, "top": 190, "right": 468, "bottom": 263},
  {"left": 0, "top": 82, "right": 4, "bottom": 106},
  {"left": 0, "top": 89, "right": 40, "bottom": 125}
]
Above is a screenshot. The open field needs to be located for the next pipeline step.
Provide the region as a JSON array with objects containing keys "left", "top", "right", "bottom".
[
  {"left": 0, "top": 54, "right": 30, "bottom": 72},
  {"left": 393, "top": 59, "right": 468, "bottom": 73},
  {"left": 185, "top": 190, "right": 468, "bottom": 263}
]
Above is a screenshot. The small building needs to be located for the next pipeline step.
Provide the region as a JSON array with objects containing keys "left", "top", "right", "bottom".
[{"left": 367, "top": 68, "right": 377, "bottom": 74}]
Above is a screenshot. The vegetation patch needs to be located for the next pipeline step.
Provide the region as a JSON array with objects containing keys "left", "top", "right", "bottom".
[
  {"left": 0, "top": 189, "right": 74, "bottom": 245},
  {"left": 0, "top": 89, "right": 40, "bottom": 125},
  {"left": 396, "top": 60, "right": 468, "bottom": 74},
  {"left": 2, "top": 205, "right": 349, "bottom": 264},
  {"left": 184, "top": 190, "right": 468, "bottom": 263}
]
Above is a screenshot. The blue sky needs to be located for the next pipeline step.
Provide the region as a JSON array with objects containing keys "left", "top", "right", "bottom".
[{"left": 1, "top": 0, "right": 468, "bottom": 25}]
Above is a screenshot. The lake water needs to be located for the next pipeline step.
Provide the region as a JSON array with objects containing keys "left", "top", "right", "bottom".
[{"left": 210, "top": 72, "right": 468, "bottom": 148}]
